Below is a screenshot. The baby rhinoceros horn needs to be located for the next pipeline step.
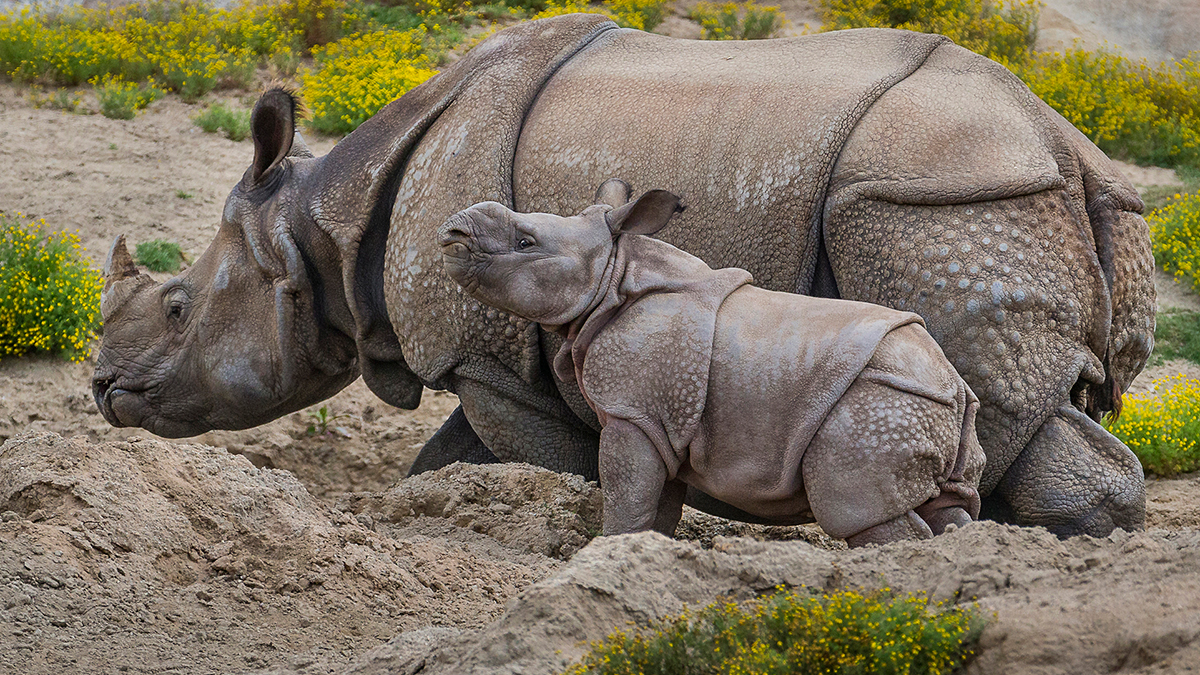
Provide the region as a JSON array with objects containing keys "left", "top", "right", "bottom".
[{"left": 101, "top": 235, "right": 153, "bottom": 321}]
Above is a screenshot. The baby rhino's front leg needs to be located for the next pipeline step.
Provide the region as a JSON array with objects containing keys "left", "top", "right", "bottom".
[{"left": 598, "top": 419, "right": 686, "bottom": 535}]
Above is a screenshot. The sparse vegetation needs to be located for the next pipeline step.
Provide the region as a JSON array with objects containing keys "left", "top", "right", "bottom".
[
  {"left": 193, "top": 102, "right": 252, "bottom": 141},
  {"left": 0, "top": 213, "right": 102, "bottom": 362},
  {"left": 306, "top": 404, "right": 352, "bottom": 436},
  {"left": 689, "top": 1, "right": 787, "bottom": 40},
  {"left": 1106, "top": 375, "right": 1200, "bottom": 476},
  {"left": 134, "top": 239, "right": 185, "bottom": 273},
  {"left": 28, "top": 86, "right": 83, "bottom": 112},
  {"left": 562, "top": 587, "right": 986, "bottom": 675}
]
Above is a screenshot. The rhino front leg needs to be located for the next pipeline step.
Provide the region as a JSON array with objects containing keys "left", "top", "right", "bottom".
[
  {"left": 406, "top": 406, "right": 501, "bottom": 476},
  {"left": 598, "top": 419, "right": 679, "bottom": 536},
  {"left": 454, "top": 374, "right": 601, "bottom": 478},
  {"left": 994, "top": 405, "right": 1145, "bottom": 537}
]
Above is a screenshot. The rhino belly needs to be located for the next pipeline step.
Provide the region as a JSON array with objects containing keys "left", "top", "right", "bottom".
[{"left": 512, "top": 27, "right": 947, "bottom": 295}]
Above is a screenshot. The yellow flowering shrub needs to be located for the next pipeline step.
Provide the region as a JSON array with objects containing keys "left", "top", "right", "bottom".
[
  {"left": 1148, "top": 192, "right": 1200, "bottom": 292},
  {"left": 1014, "top": 50, "right": 1200, "bottom": 170},
  {"left": 0, "top": 214, "right": 102, "bottom": 362},
  {"left": 689, "top": 1, "right": 787, "bottom": 40},
  {"left": 1106, "top": 375, "right": 1200, "bottom": 476},
  {"left": 0, "top": 1, "right": 299, "bottom": 98},
  {"left": 301, "top": 28, "right": 438, "bottom": 135},
  {"left": 93, "top": 73, "right": 164, "bottom": 119},
  {"left": 1150, "top": 191, "right": 1200, "bottom": 290},
  {"left": 530, "top": 0, "right": 671, "bottom": 31},
  {"left": 819, "top": 0, "right": 1039, "bottom": 65},
  {"left": 562, "top": 586, "right": 985, "bottom": 675},
  {"left": 603, "top": 0, "right": 670, "bottom": 30}
]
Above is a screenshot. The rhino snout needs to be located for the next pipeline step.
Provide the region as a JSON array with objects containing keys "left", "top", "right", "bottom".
[
  {"left": 91, "top": 370, "right": 142, "bottom": 428},
  {"left": 437, "top": 214, "right": 475, "bottom": 252}
]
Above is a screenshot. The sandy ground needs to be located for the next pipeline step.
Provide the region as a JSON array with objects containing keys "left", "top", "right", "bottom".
[{"left": 1, "top": 39, "right": 1200, "bottom": 673}]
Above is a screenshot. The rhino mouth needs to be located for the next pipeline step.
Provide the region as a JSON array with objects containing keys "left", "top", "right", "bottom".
[{"left": 92, "top": 374, "right": 145, "bottom": 428}]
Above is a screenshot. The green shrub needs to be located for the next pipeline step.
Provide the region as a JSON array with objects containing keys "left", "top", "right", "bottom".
[
  {"left": 563, "top": 587, "right": 986, "bottom": 675},
  {"left": 1105, "top": 375, "right": 1200, "bottom": 476},
  {"left": 301, "top": 28, "right": 438, "bottom": 135},
  {"left": 690, "top": 1, "right": 787, "bottom": 40},
  {"left": 818, "top": 0, "right": 1039, "bottom": 65},
  {"left": 1152, "top": 309, "right": 1200, "bottom": 367},
  {"left": 93, "top": 74, "right": 163, "bottom": 119},
  {"left": 134, "top": 239, "right": 185, "bottom": 273},
  {"left": 1148, "top": 191, "right": 1200, "bottom": 292},
  {"left": 193, "top": 102, "right": 252, "bottom": 141},
  {"left": 0, "top": 213, "right": 102, "bottom": 362}
]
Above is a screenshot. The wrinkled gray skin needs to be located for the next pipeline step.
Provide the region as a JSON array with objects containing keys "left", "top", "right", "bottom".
[
  {"left": 438, "top": 186, "right": 987, "bottom": 546},
  {"left": 94, "top": 16, "right": 1154, "bottom": 537}
]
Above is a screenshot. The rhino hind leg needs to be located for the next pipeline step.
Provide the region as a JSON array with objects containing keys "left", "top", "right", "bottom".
[
  {"left": 802, "top": 352, "right": 983, "bottom": 545},
  {"left": 823, "top": 188, "right": 1149, "bottom": 535},
  {"left": 995, "top": 405, "right": 1145, "bottom": 537},
  {"left": 406, "top": 405, "right": 501, "bottom": 476}
]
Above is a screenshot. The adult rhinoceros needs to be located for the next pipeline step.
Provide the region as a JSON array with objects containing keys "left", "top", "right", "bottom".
[{"left": 93, "top": 14, "right": 1155, "bottom": 537}]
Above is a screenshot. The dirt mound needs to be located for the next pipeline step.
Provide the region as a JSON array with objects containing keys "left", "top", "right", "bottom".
[
  {"left": 327, "top": 523, "right": 1200, "bottom": 675},
  {"left": 0, "top": 431, "right": 575, "bottom": 675}
]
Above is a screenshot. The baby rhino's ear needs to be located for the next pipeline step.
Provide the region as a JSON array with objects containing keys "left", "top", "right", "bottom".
[{"left": 606, "top": 189, "right": 684, "bottom": 236}]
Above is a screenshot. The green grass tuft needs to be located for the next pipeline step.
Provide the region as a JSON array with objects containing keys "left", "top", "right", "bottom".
[
  {"left": 563, "top": 586, "right": 987, "bottom": 675},
  {"left": 1151, "top": 309, "right": 1200, "bottom": 367},
  {"left": 193, "top": 103, "right": 252, "bottom": 141},
  {"left": 134, "top": 239, "right": 184, "bottom": 273}
]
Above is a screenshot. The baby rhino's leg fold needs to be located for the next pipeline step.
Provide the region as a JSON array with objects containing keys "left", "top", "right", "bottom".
[
  {"left": 598, "top": 419, "right": 682, "bottom": 536},
  {"left": 804, "top": 325, "right": 985, "bottom": 547}
]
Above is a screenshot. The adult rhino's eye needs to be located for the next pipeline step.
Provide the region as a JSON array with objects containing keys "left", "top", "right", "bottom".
[
  {"left": 517, "top": 236, "right": 534, "bottom": 250},
  {"left": 168, "top": 302, "right": 183, "bottom": 319}
]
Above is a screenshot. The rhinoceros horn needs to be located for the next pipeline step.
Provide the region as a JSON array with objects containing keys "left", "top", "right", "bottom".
[{"left": 102, "top": 235, "right": 152, "bottom": 321}]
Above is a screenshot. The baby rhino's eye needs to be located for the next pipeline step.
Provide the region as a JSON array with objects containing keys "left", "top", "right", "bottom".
[{"left": 517, "top": 236, "right": 534, "bottom": 250}]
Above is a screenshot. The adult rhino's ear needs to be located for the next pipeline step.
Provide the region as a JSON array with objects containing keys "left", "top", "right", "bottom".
[
  {"left": 247, "top": 87, "right": 297, "bottom": 185},
  {"left": 595, "top": 178, "right": 632, "bottom": 208},
  {"left": 606, "top": 189, "right": 684, "bottom": 236}
]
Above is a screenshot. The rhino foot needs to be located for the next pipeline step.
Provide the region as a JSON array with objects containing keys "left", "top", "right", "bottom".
[{"left": 995, "top": 405, "right": 1145, "bottom": 538}]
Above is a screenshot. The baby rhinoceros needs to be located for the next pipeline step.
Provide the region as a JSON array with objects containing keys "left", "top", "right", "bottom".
[{"left": 439, "top": 180, "right": 986, "bottom": 547}]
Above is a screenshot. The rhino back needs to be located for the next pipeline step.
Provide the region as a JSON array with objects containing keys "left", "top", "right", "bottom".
[{"left": 513, "top": 27, "right": 947, "bottom": 294}]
